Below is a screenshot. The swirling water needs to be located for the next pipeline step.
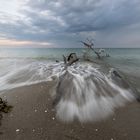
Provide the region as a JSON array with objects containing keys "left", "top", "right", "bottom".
[{"left": 0, "top": 48, "right": 139, "bottom": 122}]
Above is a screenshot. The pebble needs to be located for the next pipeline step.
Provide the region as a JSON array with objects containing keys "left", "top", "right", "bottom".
[
  {"left": 16, "top": 129, "right": 20, "bottom": 132},
  {"left": 113, "top": 118, "right": 116, "bottom": 121},
  {"left": 45, "top": 110, "right": 47, "bottom": 113}
]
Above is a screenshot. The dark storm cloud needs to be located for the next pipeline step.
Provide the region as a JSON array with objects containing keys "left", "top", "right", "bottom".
[
  {"left": 25, "top": 0, "right": 140, "bottom": 32},
  {"left": 0, "top": 0, "right": 140, "bottom": 47}
]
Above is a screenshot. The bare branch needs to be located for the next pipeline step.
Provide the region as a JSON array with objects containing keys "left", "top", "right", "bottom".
[
  {"left": 81, "top": 38, "right": 111, "bottom": 59},
  {"left": 63, "top": 53, "right": 79, "bottom": 68},
  {"left": 81, "top": 38, "right": 101, "bottom": 59},
  {"left": 63, "top": 55, "right": 67, "bottom": 64}
]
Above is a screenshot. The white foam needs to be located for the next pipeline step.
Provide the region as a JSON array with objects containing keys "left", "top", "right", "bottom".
[
  {"left": 54, "top": 65, "right": 135, "bottom": 122},
  {"left": 0, "top": 59, "right": 64, "bottom": 92},
  {"left": 0, "top": 59, "right": 135, "bottom": 122}
]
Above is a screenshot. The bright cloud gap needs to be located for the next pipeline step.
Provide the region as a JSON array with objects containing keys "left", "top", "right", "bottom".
[{"left": 0, "top": 38, "right": 52, "bottom": 47}]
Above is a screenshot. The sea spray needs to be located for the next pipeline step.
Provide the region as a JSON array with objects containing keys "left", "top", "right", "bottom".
[
  {"left": 0, "top": 59, "right": 136, "bottom": 122},
  {"left": 0, "top": 60, "right": 64, "bottom": 92},
  {"left": 53, "top": 65, "right": 135, "bottom": 122}
]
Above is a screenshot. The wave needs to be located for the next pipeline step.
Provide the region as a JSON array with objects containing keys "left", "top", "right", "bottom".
[
  {"left": 52, "top": 64, "right": 135, "bottom": 122},
  {"left": 0, "top": 59, "right": 64, "bottom": 92},
  {"left": 0, "top": 59, "right": 136, "bottom": 122}
]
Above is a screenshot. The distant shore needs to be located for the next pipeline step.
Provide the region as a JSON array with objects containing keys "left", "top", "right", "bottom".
[{"left": 0, "top": 81, "right": 140, "bottom": 140}]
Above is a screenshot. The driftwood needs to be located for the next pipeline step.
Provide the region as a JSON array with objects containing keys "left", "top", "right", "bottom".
[
  {"left": 80, "top": 39, "right": 101, "bottom": 59},
  {"left": 81, "top": 39, "right": 110, "bottom": 59},
  {"left": 63, "top": 53, "right": 79, "bottom": 68},
  {"left": 55, "top": 60, "right": 59, "bottom": 63}
]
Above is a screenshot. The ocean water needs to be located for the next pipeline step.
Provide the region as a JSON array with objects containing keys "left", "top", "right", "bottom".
[
  {"left": 0, "top": 48, "right": 140, "bottom": 79},
  {"left": 0, "top": 47, "right": 139, "bottom": 122}
]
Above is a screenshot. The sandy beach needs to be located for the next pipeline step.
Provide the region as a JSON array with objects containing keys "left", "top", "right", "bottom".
[
  {"left": 1, "top": 0, "right": 140, "bottom": 139},
  {"left": 0, "top": 81, "right": 140, "bottom": 140}
]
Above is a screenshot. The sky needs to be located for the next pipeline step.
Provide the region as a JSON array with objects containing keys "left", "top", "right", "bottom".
[{"left": 0, "top": 0, "right": 140, "bottom": 48}]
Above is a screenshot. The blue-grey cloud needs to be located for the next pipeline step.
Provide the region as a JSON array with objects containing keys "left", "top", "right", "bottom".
[
  {"left": 25, "top": 0, "right": 140, "bottom": 31},
  {"left": 0, "top": 0, "right": 140, "bottom": 47}
]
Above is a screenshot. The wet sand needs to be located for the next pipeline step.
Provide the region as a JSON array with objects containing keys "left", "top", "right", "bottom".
[{"left": 0, "top": 82, "right": 140, "bottom": 140}]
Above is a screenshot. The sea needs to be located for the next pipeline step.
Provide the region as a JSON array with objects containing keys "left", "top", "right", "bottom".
[
  {"left": 0, "top": 47, "right": 140, "bottom": 121},
  {"left": 0, "top": 47, "right": 140, "bottom": 91}
]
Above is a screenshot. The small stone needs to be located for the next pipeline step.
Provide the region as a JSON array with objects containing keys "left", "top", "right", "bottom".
[
  {"left": 111, "top": 138, "right": 113, "bottom": 140},
  {"left": 35, "top": 109, "right": 37, "bottom": 112},
  {"left": 113, "top": 118, "right": 115, "bottom": 121},
  {"left": 52, "top": 117, "right": 55, "bottom": 120},
  {"left": 16, "top": 129, "right": 20, "bottom": 132},
  {"left": 45, "top": 110, "right": 47, "bottom": 113},
  {"left": 32, "top": 129, "right": 35, "bottom": 132},
  {"left": 95, "top": 129, "right": 98, "bottom": 131}
]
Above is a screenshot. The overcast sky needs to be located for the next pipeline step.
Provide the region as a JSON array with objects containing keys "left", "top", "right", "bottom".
[{"left": 0, "top": 0, "right": 140, "bottom": 48}]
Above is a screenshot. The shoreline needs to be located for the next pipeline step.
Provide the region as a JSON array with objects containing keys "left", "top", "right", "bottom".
[{"left": 0, "top": 82, "right": 140, "bottom": 140}]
